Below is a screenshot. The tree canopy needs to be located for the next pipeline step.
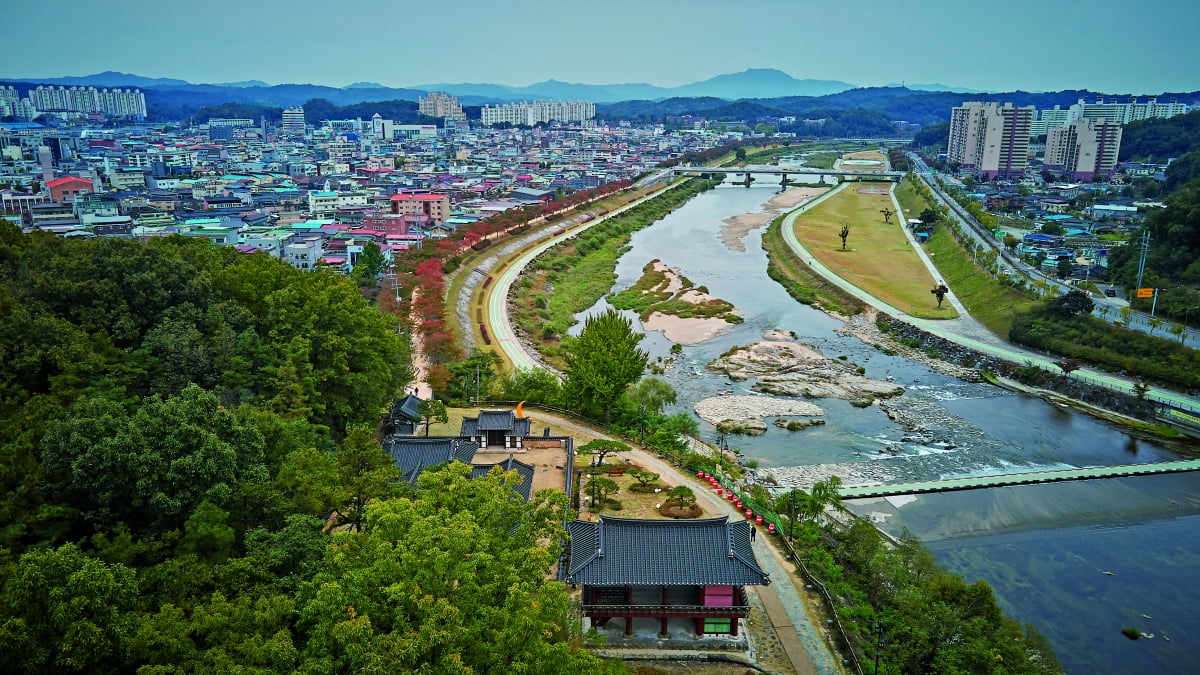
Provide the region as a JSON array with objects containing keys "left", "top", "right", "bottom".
[{"left": 563, "top": 309, "right": 648, "bottom": 422}]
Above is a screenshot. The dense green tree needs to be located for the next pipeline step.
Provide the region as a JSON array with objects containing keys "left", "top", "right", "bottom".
[
  {"left": 353, "top": 240, "right": 388, "bottom": 282},
  {"left": 38, "top": 384, "right": 268, "bottom": 536},
  {"left": 493, "top": 366, "right": 564, "bottom": 406},
  {"left": 0, "top": 543, "right": 138, "bottom": 673},
  {"left": 625, "top": 376, "right": 678, "bottom": 415},
  {"left": 294, "top": 465, "right": 614, "bottom": 674},
  {"left": 444, "top": 350, "right": 503, "bottom": 403},
  {"left": 563, "top": 309, "right": 648, "bottom": 422},
  {"left": 417, "top": 398, "right": 449, "bottom": 435},
  {"left": 336, "top": 423, "right": 403, "bottom": 532}
]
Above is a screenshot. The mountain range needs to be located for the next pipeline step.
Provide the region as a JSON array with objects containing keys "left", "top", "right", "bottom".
[{"left": 0, "top": 68, "right": 982, "bottom": 102}]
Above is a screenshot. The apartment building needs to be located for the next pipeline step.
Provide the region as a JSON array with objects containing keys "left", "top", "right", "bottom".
[
  {"left": 1044, "top": 118, "right": 1123, "bottom": 181},
  {"left": 1029, "top": 104, "right": 1080, "bottom": 138},
  {"left": 27, "top": 86, "right": 146, "bottom": 117},
  {"left": 1077, "top": 97, "right": 1188, "bottom": 124},
  {"left": 948, "top": 101, "right": 1034, "bottom": 179},
  {"left": 389, "top": 192, "right": 450, "bottom": 225},
  {"left": 418, "top": 92, "right": 466, "bottom": 120},
  {"left": 480, "top": 100, "right": 596, "bottom": 126}
]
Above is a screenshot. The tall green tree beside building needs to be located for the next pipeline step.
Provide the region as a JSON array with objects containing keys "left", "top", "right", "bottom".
[{"left": 563, "top": 309, "right": 648, "bottom": 422}]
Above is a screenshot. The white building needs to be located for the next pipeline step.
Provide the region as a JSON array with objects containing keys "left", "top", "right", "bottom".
[
  {"left": 282, "top": 107, "right": 306, "bottom": 137},
  {"left": 27, "top": 86, "right": 146, "bottom": 117},
  {"left": 480, "top": 100, "right": 595, "bottom": 126}
]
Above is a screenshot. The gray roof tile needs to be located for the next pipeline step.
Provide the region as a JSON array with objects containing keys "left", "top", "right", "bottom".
[
  {"left": 471, "top": 455, "right": 535, "bottom": 501},
  {"left": 384, "top": 437, "right": 479, "bottom": 484},
  {"left": 563, "top": 516, "right": 770, "bottom": 587}
]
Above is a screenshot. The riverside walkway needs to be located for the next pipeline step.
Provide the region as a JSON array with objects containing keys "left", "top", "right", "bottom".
[
  {"left": 839, "top": 459, "right": 1200, "bottom": 500},
  {"left": 778, "top": 181, "right": 1200, "bottom": 415}
]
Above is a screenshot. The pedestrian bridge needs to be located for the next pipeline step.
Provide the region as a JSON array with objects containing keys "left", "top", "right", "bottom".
[
  {"left": 671, "top": 164, "right": 907, "bottom": 179},
  {"left": 838, "top": 459, "right": 1200, "bottom": 499}
]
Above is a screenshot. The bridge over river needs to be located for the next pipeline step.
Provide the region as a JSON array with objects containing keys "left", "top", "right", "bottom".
[
  {"left": 838, "top": 459, "right": 1200, "bottom": 499},
  {"left": 671, "top": 164, "right": 907, "bottom": 179}
]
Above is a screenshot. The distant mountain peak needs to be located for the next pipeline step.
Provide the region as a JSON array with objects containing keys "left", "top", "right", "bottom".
[{"left": 343, "top": 81, "right": 386, "bottom": 89}]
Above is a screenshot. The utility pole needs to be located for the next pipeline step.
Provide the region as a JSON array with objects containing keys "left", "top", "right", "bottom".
[{"left": 1135, "top": 230, "right": 1150, "bottom": 292}]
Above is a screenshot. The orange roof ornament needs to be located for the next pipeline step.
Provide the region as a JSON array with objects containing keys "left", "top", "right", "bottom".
[{"left": 515, "top": 401, "right": 525, "bottom": 418}]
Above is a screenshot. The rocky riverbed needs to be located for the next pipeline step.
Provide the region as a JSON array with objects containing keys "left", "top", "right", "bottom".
[{"left": 707, "top": 331, "right": 906, "bottom": 404}]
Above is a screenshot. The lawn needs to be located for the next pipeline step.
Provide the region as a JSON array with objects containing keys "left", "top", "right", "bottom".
[{"left": 791, "top": 183, "right": 957, "bottom": 319}]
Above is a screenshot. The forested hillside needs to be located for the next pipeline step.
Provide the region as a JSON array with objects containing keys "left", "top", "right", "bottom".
[{"left": 0, "top": 225, "right": 611, "bottom": 673}]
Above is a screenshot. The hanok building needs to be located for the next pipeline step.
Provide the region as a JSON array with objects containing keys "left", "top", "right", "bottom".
[
  {"left": 383, "top": 435, "right": 536, "bottom": 500},
  {"left": 562, "top": 516, "right": 769, "bottom": 638},
  {"left": 384, "top": 392, "right": 423, "bottom": 435},
  {"left": 459, "top": 409, "right": 532, "bottom": 449},
  {"left": 384, "top": 437, "right": 479, "bottom": 485}
]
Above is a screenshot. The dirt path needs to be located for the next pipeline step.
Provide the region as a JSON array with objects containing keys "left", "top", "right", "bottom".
[{"left": 527, "top": 409, "right": 841, "bottom": 675}]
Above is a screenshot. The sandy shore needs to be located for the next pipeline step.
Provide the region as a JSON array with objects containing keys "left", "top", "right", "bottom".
[
  {"left": 642, "top": 312, "right": 731, "bottom": 344},
  {"left": 720, "top": 186, "right": 829, "bottom": 252},
  {"left": 638, "top": 264, "right": 736, "bottom": 344}
]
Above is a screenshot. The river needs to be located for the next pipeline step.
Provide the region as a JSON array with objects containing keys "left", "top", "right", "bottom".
[{"left": 573, "top": 180, "right": 1200, "bottom": 674}]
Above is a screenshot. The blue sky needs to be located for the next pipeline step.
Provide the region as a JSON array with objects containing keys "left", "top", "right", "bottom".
[{"left": 3, "top": 0, "right": 1197, "bottom": 94}]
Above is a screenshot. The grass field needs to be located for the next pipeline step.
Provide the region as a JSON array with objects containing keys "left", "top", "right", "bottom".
[
  {"left": 893, "top": 177, "right": 1040, "bottom": 337},
  {"left": 792, "top": 184, "right": 957, "bottom": 319}
]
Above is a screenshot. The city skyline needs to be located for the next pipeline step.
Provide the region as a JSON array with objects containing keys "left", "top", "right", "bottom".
[{"left": 3, "top": 0, "right": 1198, "bottom": 95}]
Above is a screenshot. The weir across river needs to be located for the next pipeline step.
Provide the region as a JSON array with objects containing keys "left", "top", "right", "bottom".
[{"left": 838, "top": 459, "right": 1200, "bottom": 499}]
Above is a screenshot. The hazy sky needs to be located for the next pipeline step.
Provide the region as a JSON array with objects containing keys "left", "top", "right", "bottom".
[{"left": 4, "top": 0, "right": 1197, "bottom": 94}]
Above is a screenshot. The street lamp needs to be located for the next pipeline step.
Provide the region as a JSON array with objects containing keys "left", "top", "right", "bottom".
[{"left": 1185, "top": 305, "right": 1200, "bottom": 328}]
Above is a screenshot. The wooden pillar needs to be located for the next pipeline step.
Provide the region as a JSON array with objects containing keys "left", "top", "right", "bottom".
[
  {"left": 624, "top": 586, "right": 633, "bottom": 637},
  {"left": 730, "top": 615, "right": 739, "bottom": 637},
  {"left": 659, "top": 586, "right": 669, "bottom": 638}
]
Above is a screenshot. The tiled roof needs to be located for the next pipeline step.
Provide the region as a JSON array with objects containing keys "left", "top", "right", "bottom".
[
  {"left": 383, "top": 437, "right": 479, "bottom": 484},
  {"left": 390, "top": 394, "right": 422, "bottom": 421},
  {"left": 471, "top": 455, "right": 535, "bottom": 501},
  {"left": 562, "top": 516, "right": 769, "bottom": 587}
]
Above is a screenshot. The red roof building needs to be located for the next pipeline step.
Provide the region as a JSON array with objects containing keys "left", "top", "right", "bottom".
[{"left": 46, "top": 176, "right": 94, "bottom": 203}]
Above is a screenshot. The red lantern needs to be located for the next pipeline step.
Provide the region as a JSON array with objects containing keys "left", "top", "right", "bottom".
[
  {"left": 696, "top": 470, "right": 704, "bottom": 478},
  {"left": 768, "top": 523, "right": 776, "bottom": 534},
  {"left": 756, "top": 515, "right": 763, "bottom": 525},
  {"left": 745, "top": 509, "right": 753, "bottom": 518},
  {"left": 716, "top": 488, "right": 724, "bottom": 496}
]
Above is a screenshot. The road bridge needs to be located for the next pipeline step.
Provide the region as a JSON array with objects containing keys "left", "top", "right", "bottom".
[
  {"left": 671, "top": 164, "right": 906, "bottom": 180},
  {"left": 838, "top": 459, "right": 1200, "bottom": 499}
]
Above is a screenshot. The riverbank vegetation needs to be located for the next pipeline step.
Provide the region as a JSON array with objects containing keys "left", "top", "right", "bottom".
[
  {"left": 807, "top": 519, "right": 1062, "bottom": 674},
  {"left": 509, "top": 178, "right": 719, "bottom": 369},
  {"left": 1009, "top": 292, "right": 1200, "bottom": 391},
  {"left": 699, "top": 465, "right": 1062, "bottom": 674},
  {"left": 894, "top": 177, "right": 1039, "bottom": 337},
  {"left": 609, "top": 259, "right": 740, "bottom": 323}
]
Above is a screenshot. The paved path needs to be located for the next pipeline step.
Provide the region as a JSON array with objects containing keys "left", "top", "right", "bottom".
[
  {"left": 528, "top": 409, "right": 842, "bottom": 674},
  {"left": 780, "top": 183, "right": 1200, "bottom": 413}
]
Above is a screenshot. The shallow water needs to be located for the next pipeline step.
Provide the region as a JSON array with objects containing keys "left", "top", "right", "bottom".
[{"left": 571, "top": 180, "right": 1200, "bottom": 673}]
